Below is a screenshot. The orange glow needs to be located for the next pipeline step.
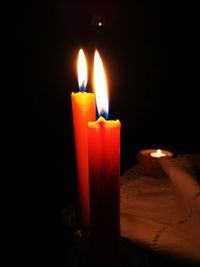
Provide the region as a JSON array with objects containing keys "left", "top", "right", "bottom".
[
  {"left": 156, "top": 149, "right": 162, "bottom": 155},
  {"left": 78, "top": 49, "right": 88, "bottom": 91},
  {"left": 94, "top": 50, "right": 109, "bottom": 118},
  {"left": 150, "top": 149, "right": 167, "bottom": 158}
]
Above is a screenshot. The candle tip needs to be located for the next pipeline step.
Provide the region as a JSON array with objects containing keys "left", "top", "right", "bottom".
[
  {"left": 99, "top": 109, "right": 108, "bottom": 120},
  {"left": 79, "top": 80, "right": 86, "bottom": 92}
]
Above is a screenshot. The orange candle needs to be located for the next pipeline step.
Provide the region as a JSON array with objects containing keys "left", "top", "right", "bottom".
[
  {"left": 88, "top": 50, "right": 121, "bottom": 265},
  {"left": 71, "top": 49, "right": 96, "bottom": 227}
]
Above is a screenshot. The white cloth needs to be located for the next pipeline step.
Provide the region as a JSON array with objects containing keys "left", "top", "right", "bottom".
[{"left": 120, "top": 155, "right": 200, "bottom": 264}]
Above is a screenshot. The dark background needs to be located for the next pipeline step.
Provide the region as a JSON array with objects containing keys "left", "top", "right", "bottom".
[{"left": 5, "top": 1, "right": 200, "bottom": 266}]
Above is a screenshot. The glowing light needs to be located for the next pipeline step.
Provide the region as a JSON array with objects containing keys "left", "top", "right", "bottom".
[
  {"left": 150, "top": 149, "right": 167, "bottom": 158},
  {"left": 77, "top": 49, "right": 88, "bottom": 91},
  {"left": 94, "top": 50, "right": 109, "bottom": 119}
]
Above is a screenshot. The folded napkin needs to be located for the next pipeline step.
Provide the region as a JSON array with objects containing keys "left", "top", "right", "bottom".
[{"left": 120, "top": 156, "right": 200, "bottom": 265}]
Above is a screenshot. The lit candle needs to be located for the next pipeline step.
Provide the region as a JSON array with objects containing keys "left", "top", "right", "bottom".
[
  {"left": 150, "top": 149, "right": 167, "bottom": 158},
  {"left": 137, "top": 148, "right": 174, "bottom": 169},
  {"left": 71, "top": 49, "right": 96, "bottom": 227},
  {"left": 88, "top": 50, "right": 121, "bottom": 265}
]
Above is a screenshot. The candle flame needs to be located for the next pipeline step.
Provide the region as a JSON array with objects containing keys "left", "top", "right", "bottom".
[
  {"left": 78, "top": 49, "right": 88, "bottom": 91},
  {"left": 150, "top": 149, "right": 167, "bottom": 158},
  {"left": 156, "top": 149, "right": 162, "bottom": 155},
  {"left": 94, "top": 50, "right": 109, "bottom": 119}
]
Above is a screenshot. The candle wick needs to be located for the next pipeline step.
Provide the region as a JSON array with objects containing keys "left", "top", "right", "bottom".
[
  {"left": 99, "top": 109, "right": 108, "bottom": 120},
  {"left": 80, "top": 81, "right": 86, "bottom": 92}
]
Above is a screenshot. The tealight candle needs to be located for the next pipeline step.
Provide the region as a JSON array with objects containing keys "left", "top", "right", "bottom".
[
  {"left": 137, "top": 148, "right": 174, "bottom": 169},
  {"left": 150, "top": 149, "right": 167, "bottom": 158}
]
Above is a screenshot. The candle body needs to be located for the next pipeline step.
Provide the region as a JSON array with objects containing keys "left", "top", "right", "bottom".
[
  {"left": 88, "top": 117, "right": 121, "bottom": 265},
  {"left": 71, "top": 92, "right": 96, "bottom": 227}
]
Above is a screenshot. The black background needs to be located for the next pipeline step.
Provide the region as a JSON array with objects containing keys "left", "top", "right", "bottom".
[{"left": 5, "top": 1, "right": 200, "bottom": 266}]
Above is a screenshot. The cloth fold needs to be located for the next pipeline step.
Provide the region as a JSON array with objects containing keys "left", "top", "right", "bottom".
[{"left": 120, "top": 155, "right": 200, "bottom": 265}]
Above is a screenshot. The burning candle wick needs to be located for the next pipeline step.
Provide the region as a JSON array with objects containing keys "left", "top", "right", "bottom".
[
  {"left": 99, "top": 109, "right": 108, "bottom": 120},
  {"left": 80, "top": 80, "right": 86, "bottom": 92},
  {"left": 150, "top": 149, "right": 166, "bottom": 158}
]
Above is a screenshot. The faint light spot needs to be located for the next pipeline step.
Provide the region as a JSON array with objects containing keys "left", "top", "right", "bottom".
[{"left": 98, "top": 22, "right": 102, "bottom": 26}]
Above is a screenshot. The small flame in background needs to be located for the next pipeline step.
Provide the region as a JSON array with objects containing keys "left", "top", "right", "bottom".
[
  {"left": 78, "top": 49, "right": 88, "bottom": 91},
  {"left": 151, "top": 149, "right": 166, "bottom": 158},
  {"left": 156, "top": 149, "right": 162, "bottom": 156},
  {"left": 94, "top": 50, "right": 109, "bottom": 119}
]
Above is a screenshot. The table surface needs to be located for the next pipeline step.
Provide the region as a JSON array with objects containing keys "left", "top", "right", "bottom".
[
  {"left": 126, "top": 153, "right": 200, "bottom": 265},
  {"left": 63, "top": 153, "right": 200, "bottom": 267}
]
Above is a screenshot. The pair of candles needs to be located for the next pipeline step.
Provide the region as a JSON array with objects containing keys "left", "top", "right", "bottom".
[{"left": 71, "top": 49, "right": 120, "bottom": 252}]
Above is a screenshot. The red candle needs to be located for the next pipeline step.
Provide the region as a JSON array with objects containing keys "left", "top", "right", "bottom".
[
  {"left": 71, "top": 49, "right": 96, "bottom": 227},
  {"left": 88, "top": 50, "right": 121, "bottom": 265}
]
